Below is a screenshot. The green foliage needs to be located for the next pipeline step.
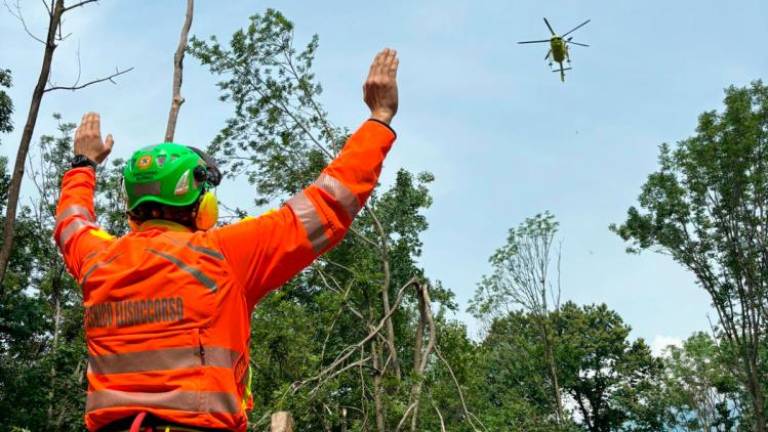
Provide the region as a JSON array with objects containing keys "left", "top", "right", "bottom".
[
  {"left": 0, "top": 69, "right": 12, "bottom": 133},
  {"left": 189, "top": 8, "right": 340, "bottom": 206},
  {"left": 556, "top": 303, "right": 664, "bottom": 431},
  {"left": 660, "top": 332, "right": 742, "bottom": 431},
  {"left": 612, "top": 81, "right": 768, "bottom": 428},
  {"left": 476, "top": 303, "right": 665, "bottom": 431}
]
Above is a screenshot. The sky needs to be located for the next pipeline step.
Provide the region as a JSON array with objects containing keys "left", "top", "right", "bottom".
[{"left": 2, "top": 0, "right": 767, "bottom": 351}]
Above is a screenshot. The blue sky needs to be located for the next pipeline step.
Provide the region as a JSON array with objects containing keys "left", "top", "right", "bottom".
[{"left": 2, "top": 0, "right": 767, "bottom": 349}]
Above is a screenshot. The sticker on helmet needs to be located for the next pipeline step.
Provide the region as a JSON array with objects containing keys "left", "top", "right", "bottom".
[{"left": 137, "top": 155, "right": 153, "bottom": 170}]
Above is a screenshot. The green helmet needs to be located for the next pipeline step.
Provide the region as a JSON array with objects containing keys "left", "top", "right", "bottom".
[{"left": 123, "top": 143, "right": 206, "bottom": 211}]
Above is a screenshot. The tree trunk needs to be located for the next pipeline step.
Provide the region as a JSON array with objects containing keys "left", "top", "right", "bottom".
[
  {"left": 371, "top": 211, "right": 401, "bottom": 382},
  {"left": 371, "top": 339, "right": 387, "bottom": 432},
  {"left": 408, "top": 283, "right": 436, "bottom": 432},
  {"left": 270, "top": 411, "right": 294, "bottom": 432},
  {"left": 164, "top": 0, "right": 194, "bottom": 143},
  {"left": 539, "top": 315, "right": 564, "bottom": 426},
  {"left": 0, "top": 0, "right": 64, "bottom": 288},
  {"left": 747, "top": 365, "right": 766, "bottom": 432}
]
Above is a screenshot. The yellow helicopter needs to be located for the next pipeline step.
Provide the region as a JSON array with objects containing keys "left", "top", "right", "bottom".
[{"left": 518, "top": 18, "right": 591, "bottom": 82}]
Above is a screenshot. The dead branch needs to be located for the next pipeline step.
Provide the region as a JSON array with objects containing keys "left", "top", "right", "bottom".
[
  {"left": 164, "top": 0, "right": 193, "bottom": 142},
  {"left": 430, "top": 395, "right": 447, "bottom": 432},
  {"left": 396, "top": 282, "right": 436, "bottom": 432},
  {"left": 434, "top": 346, "right": 485, "bottom": 432},
  {"left": 61, "top": 0, "right": 98, "bottom": 13},
  {"left": 368, "top": 204, "right": 401, "bottom": 381},
  {"left": 43, "top": 66, "right": 133, "bottom": 93},
  {"left": 3, "top": 0, "right": 46, "bottom": 44},
  {"left": 309, "top": 356, "right": 372, "bottom": 395},
  {"left": 292, "top": 277, "right": 419, "bottom": 394}
]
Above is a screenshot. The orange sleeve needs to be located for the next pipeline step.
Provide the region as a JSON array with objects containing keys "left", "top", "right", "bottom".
[
  {"left": 54, "top": 167, "right": 115, "bottom": 281},
  {"left": 212, "top": 119, "right": 396, "bottom": 307}
]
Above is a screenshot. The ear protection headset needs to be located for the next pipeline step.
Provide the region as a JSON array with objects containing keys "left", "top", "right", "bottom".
[{"left": 187, "top": 146, "right": 222, "bottom": 231}]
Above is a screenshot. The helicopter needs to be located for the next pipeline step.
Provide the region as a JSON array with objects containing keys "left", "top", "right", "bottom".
[{"left": 518, "top": 18, "right": 591, "bottom": 82}]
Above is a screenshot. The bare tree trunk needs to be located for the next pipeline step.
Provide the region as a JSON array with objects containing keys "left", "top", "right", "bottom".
[
  {"left": 407, "top": 283, "right": 436, "bottom": 432},
  {"left": 270, "top": 411, "right": 294, "bottom": 432},
  {"left": 0, "top": 0, "right": 64, "bottom": 288},
  {"left": 540, "top": 316, "right": 565, "bottom": 426},
  {"left": 370, "top": 210, "right": 401, "bottom": 381},
  {"left": 164, "top": 0, "right": 194, "bottom": 143},
  {"left": 371, "top": 339, "right": 387, "bottom": 432}
]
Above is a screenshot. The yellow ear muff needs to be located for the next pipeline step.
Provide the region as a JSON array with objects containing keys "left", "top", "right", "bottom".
[{"left": 195, "top": 191, "right": 219, "bottom": 230}]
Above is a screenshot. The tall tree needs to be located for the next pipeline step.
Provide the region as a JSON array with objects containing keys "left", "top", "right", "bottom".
[
  {"left": 470, "top": 212, "right": 566, "bottom": 425},
  {"left": 0, "top": 0, "right": 131, "bottom": 287},
  {"left": 612, "top": 81, "right": 768, "bottom": 430}
]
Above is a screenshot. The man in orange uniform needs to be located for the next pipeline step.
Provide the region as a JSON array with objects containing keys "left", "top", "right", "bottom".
[{"left": 54, "top": 48, "right": 400, "bottom": 431}]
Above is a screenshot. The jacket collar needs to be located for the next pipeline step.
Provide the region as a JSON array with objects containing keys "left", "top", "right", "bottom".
[{"left": 138, "top": 219, "right": 193, "bottom": 233}]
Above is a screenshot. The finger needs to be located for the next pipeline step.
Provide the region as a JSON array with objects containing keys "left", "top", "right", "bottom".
[
  {"left": 93, "top": 112, "right": 101, "bottom": 135},
  {"left": 390, "top": 57, "right": 399, "bottom": 78},
  {"left": 81, "top": 113, "right": 88, "bottom": 126},
  {"left": 384, "top": 49, "right": 397, "bottom": 76},
  {"left": 83, "top": 112, "right": 94, "bottom": 134},
  {"left": 369, "top": 50, "right": 385, "bottom": 76},
  {"left": 87, "top": 112, "right": 100, "bottom": 135},
  {"left": 105, "top": 134, "right": 114, "bottom": 151},
  {"left": 377, "top": 48, "right": 392, "bottom": 74}
]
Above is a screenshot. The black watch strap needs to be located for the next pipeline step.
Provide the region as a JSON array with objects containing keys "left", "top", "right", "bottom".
[{"left": 71, "top": 155, "right": 98, "bottom": 170}]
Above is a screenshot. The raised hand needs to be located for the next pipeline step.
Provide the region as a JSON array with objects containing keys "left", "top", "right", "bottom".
[
  {"left": 364, "top": 48, "right": 399, "bottom": 125},
  {"left": 74, "top": 112, "right": 114, "bottom": 164}
]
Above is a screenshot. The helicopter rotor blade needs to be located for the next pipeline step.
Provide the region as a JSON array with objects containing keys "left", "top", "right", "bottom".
[
  {"left": 567, "top": 41, "right": 590, "bottom": 47},
  {"left": 545, "top": 49, "right": 552, "bottom": 60},
  {"left": 543, "top": 17, "right": 556, "bottom": 35},
  {"left": 562, "top": 19, "right": 591, "bottom": 38},
  {"left": 517, "top": 40, "right": 551, "bottom": 44}
]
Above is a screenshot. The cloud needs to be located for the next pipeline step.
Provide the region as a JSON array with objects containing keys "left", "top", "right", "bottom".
[{"left": 651, "top": 335, "right": 683, "bottom": 357}]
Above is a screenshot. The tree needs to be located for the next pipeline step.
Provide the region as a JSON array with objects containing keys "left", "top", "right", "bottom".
[
  {"left": 660, "top": 332, "right": 742, "bottom": 431},
  {"left": 612, "top": 81, "right": 768, "bottom": 430},
  {"left": 476, "top": 303, "right": 664, "bottom": 431},
  {"left": 0, "top": 0, "right": 131, "bottom": 287},
  {"left": 469, "top": 212, "right": 566, "bottom": 425},
  {"left": 556, "top": 303, "right": 664, "bottom": 432}
]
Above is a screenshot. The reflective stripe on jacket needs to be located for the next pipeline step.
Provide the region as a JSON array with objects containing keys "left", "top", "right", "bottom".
[{"left": 54, "top": 120, "right": 396, "bottom": 431}]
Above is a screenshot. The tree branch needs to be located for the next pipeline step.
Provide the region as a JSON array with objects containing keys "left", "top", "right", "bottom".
[
  {"left": 44, "top": 66, "right": 133, "bottom": 92},
  {"left": 61, "top": 0, "right": 98, "bottom": 13},
  {"left": 3, "top": 0, "right": 46, "bottom": 45}
]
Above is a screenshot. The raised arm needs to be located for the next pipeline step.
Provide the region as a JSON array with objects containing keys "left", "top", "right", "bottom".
[
  {"left": 54, "top": 113, "right": 115, "bottom": 280},
  {"left": 212, "top": 48, "right": 400, "bottom": 306}
]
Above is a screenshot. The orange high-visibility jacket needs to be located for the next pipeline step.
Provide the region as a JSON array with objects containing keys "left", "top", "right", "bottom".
[{"left": 54, "top": 120, "right": 396, "bottom": 431}]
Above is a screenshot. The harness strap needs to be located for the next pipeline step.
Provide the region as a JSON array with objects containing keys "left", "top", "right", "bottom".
[{"left": 129, "top": 412, "right": 147, "bottom": 432}]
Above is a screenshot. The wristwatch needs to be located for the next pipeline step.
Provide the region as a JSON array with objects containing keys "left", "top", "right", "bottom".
[{"left": 71, "top": 154, "right": 98, "bottom": 170}]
